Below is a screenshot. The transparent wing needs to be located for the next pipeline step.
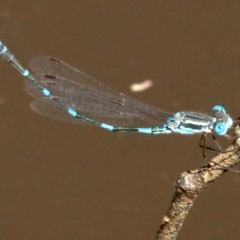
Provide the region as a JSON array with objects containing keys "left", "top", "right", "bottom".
[{"left": 25, "top": 57, "right": 172, "bottom": 126}]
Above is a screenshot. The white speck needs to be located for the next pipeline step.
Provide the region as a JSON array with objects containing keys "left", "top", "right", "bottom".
[{"left": 130, "top": 80, "right": 153, "bottom": 92}]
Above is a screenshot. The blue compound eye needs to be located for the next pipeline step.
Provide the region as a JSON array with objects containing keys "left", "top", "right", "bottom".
[
  {"left": 214, "top": 122, "right": 227, "bottom": 135},
  {"left": 212, "top": 105, "right": 226, "bottom": 114}
]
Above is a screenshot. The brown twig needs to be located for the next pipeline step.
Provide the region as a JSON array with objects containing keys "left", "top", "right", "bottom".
[{"left": 156, "top": 126, "right": 240, "bottom": 240}]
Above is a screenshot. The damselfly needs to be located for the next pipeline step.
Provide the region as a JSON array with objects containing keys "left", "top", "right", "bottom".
[{"left": 0, "top": 41, "right": 233, "bottom": 139}]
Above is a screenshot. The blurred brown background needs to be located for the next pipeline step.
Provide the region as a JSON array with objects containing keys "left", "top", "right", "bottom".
[{"left": 0, "top": 1, "right": 239, "bottom": 240}]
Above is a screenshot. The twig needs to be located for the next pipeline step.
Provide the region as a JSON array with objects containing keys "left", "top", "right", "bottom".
[{"left": 156, "top": 126, "right": 240, "bottom": 240}]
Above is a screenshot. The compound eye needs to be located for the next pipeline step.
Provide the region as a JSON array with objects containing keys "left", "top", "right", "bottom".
[
  {"left": 214, "top": 122, "right": 227, "bottom": 135},
  {"left": 212, "top": 105, "right": 226, "bottom": 114}
]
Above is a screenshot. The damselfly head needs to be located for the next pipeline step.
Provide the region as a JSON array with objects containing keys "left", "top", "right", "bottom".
[{"left": 212, "top": 105, "right": 233, "bottom": 135}]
